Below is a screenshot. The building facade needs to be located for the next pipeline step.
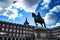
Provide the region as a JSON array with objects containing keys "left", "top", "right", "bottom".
[
  {"left": 0, "top": 19, "right": 60, "bottom": 40},
  {"left": 34, "top": 26, "right": 60, "bottom": 40},
  {"left": 0, "top": 19, "right": 34, "bottom": 40},
  {"left": 47, "top": 26, "right": 60, "bottom": 40}
]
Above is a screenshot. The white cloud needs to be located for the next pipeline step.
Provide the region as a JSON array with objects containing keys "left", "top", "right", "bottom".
[
  {"left": 0, "top": 0, "right": 19, "bottom": 20},
  {"left": 43, "top": 0, "right": 51, "bottom": 4},
  {"left": 51, "top": 23, "right": 60, "bottom": 28},
  {"left": 2, "top": 4, "right": 18, "bottom": 20},
  {"left": 3, "top": 12, "right": 8, "bottom": 17},
  {"left": 41, "top": 4, "right": 49, "bottom": 10},
  {"left": 13, "top": 0, "right": 40, "bottom": 12},
  {"left": 50, "top": 25, "right": 55, "bottom": 28},
  {"left": 8, "top": 9, "right": 18, "bottom": 20},
  {"left": 0, "top": 0, "right": 15, "bottom": 8},
  {"left": 0, "top": 0, "right": 26, "bottom": 20},
  {"left": 19, "top": 13, "right": 23, "bottom": 17},
  {"left": 50, "top": 5, "right": 60, "bottom": 13},
  {"left": 56, "top": 23, "right": 60, "bottom": 26},
  {"left": 0, "top": 0, "right": 40, "bottom": 20},
  {"left": 44, "top": 12, "right": 57, "bottom": 24},
  {"left": 17, "top": 13, "right": 23, "bottom": 18},
  {"left": 44, "top": 5, "right": 60, "bottom": 24},
  {"left": 0, "top": 4, "right": 24, "bottom": 20},
  {"left": 41, "top": 0, "right": 51, "bottom": 10},
  {"left": 0, "top": 7, "right": 3, "bottom": 11}
]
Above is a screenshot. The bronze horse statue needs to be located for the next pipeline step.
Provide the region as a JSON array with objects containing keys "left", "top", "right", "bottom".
[{"left": 32, "top": 12, "right": 46, "bottom": 28}]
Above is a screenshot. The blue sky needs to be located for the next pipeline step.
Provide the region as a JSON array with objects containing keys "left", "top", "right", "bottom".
[{"left": 0, "top": 0, "right": 60, "bottom": 28}]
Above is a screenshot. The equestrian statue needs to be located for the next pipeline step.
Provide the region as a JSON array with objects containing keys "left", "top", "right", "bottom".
[{"left": 32, "top": 12, "right": 46, "bottom": 28}]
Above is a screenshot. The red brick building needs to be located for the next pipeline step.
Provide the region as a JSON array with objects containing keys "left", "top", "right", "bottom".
[
  {"left": 47, "top": 26, "right": 60, "bottom": 40},
  {"left": 0, "top": 18, "right": 60, "bottom": 40},
  {"left": 0, "top": 19, "right": 34, "bottom": 40}
]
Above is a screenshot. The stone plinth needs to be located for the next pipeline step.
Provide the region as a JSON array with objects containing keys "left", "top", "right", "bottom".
[{"left": 34, "top": 27, "right": 48, "bottom": 40}]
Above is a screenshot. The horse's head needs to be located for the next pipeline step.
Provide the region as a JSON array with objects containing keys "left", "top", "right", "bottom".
[{"left": 32, "top": 13, "right": 36, "bottom": 17}]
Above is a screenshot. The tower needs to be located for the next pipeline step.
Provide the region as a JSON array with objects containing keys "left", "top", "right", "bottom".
[{"left": 24, "top": 18, "right": 29, "bottom": 26}]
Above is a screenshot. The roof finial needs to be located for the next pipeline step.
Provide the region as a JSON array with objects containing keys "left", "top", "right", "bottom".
[{"left": 24, "top": 15, "right": 29, "bottom": 25}]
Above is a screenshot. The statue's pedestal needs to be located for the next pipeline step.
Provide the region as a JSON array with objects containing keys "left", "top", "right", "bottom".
[{"left": 34, "top": 27, "right": 48, "bottom": 40}]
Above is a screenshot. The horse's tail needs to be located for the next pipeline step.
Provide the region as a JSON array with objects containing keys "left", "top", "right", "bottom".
[
  {"left": 43, "top": 19, "right": 46, "bottom": 28},
  {"left": 44, "top": 21, "right": 46, "bottom": 28}
]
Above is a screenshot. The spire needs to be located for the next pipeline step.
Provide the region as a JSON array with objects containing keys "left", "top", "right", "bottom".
[{"left": 24, "top": 18, "right": 29, "bottom": 25}]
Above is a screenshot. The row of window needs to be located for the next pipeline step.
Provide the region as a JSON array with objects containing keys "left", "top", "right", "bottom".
[
  {"left": 1, "top": 24, "right": 32, "bottom": 29},
  {"left": 51, "top": 32, "right": 59, "bottom": 35},
  {"left": 2, "top": 28, "right": 33, "bottom": 34},
  {"left": 0, "top": 37, "right": 33, "bottom": 40},
  {"left": 51, "top": 29, "right": 60, "bottom": 32},
  {"left": 2, "top": 28, "right": 33, "bottom": 31},
  {"left": 49, "top": 35, "right": 60, "bottom": 38},
  {"left": 2, "top": 25, "right": 22, "bottom": 29},
  {"left": 9, "top": 33, "right": 32, "bottom": 37}
]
